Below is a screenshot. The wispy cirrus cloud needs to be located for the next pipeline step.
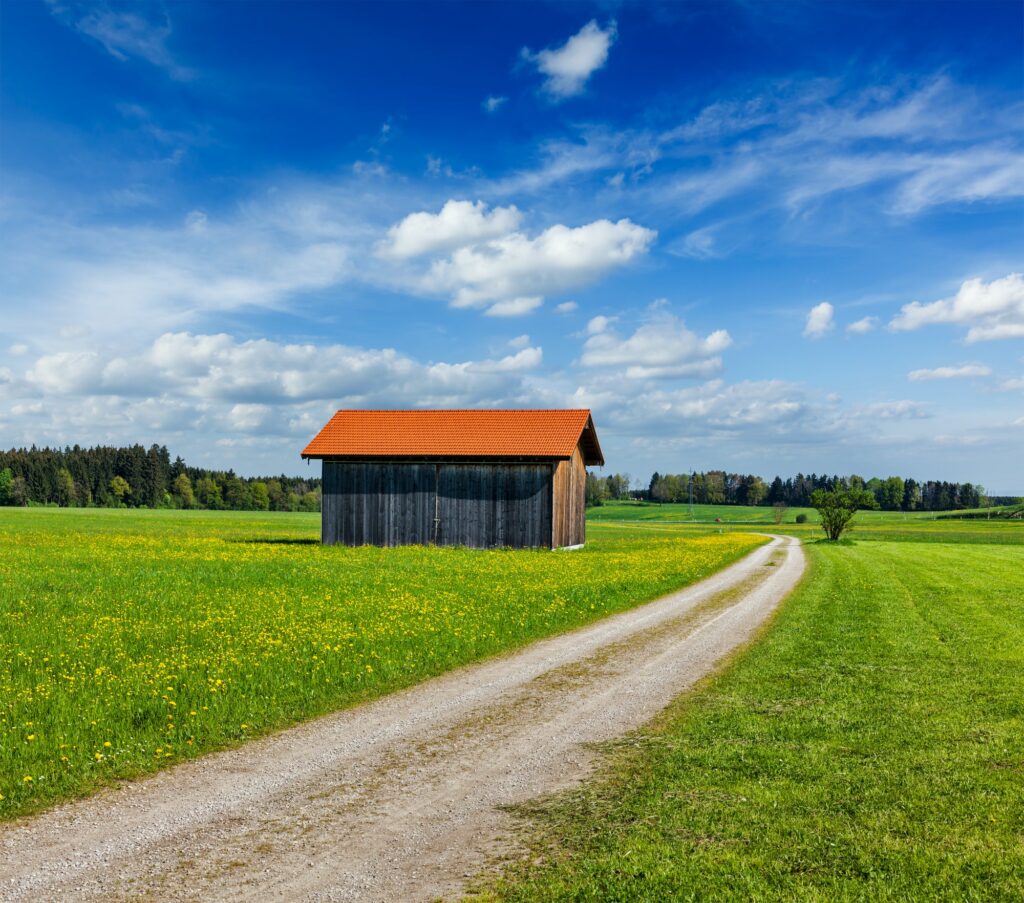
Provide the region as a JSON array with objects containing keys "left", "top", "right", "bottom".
[
  {"left": 908, "top": 363, "right": 992, "bottom": 381},
  {"left": 47, "top": 1, "right": 192, "bottom": 79}
]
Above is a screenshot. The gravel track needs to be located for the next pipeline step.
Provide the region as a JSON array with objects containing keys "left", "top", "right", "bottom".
[{"left": 0, "top": 534, "right": 805, "bottom": 903}]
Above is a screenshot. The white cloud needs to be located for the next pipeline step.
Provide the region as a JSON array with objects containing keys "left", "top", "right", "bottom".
[
  {"left": 522, "top": 20, "right": 617, "bottom": 100},
  {"left": 482, "top": 96, "right": 507, "bottom": 113},
  {"left": 890, "top": 273, "right": 1024, "bottom": 342},
  {"left": 580, "top": 313, "right": 732, "bottom": 379},
  {"left": 673, "top": 226, "right": 720, "bottom": 259},
  {"left": 8, "top": 344, "right": 29, "bottom": 356},
  {"left": 16, "top": 331, "right": 544, "bottom": 411},
  {"left": 803, "top": 302, "right": 835, "bottom": 338},
  {"left": 846, "top": 316, "right": 878, "bottom": 334},
  {"left": 226, "top": 403, "right": 272, "bottom": 431},
  {"left": 508, "top": 334, "right": 531, "bottom": 349},
  {"left": 484, "top": 296, "right": 543, "bottom": 317},
  {"left": 851, "top": 400, "right": 930, "bottom": 420},
  {"left": 908, "top": 364, "right": 992, "bottom": 381},
  {"left": 648, "top": 77, "right": 1024, "bottom": 224},
  {"left": 998, "top": 376, "right": 1024, "bottom": 391},
  {"left": 379, "top": 200, "right": 522, "bottom": 259},
  {"left": 50, "top": 3, "right": 191, "bottom": 79},
  {"left": 426, "top": 218, "right": 656, "bottom": 309},
  {"left": 555, "top": 301, "right": 578, "bottom": 314}
]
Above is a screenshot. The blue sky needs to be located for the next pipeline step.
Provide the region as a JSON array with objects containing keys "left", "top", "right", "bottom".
[{"left": 1, "top": 1, "right": 1022, "bottom": 490}]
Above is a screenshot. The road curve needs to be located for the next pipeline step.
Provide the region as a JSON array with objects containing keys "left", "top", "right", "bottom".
[{"left": 0, "top": 534, "right": 805, "bottom": 903}]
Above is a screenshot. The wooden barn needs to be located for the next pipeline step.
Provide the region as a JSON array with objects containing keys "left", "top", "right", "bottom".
[{"left": 301, "top": 409, "right": 604, "bottom": 549}]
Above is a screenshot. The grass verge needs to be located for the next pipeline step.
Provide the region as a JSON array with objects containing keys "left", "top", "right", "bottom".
[{"left": 478, "top": 536, "right": 1024, "bottom": 901}]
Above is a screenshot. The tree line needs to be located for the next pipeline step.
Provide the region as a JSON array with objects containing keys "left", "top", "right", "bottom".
[
  {"left": 0, "top": 445, "right": 322, "bottom": 511},
  {"left": 587, "top": 470, "right": 1010, "bottom": 511}
]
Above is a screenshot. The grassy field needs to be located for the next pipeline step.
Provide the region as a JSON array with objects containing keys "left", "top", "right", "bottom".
[
  {"left": 0, "top": 507, "right": 764, "bottom": 820},
  {"left": 482, "top": 527, "right": 1024, "bottom": 901},
  {"left": 588, "top": 500, "right": 1024, "bottom": 545}
]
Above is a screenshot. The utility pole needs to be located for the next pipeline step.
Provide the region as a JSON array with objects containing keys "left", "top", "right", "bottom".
[{"left": 689, "top": 470, "right": 694, "bottom": 520}]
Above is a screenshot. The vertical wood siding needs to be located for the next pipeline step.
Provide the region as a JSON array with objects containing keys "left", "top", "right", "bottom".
[
  {"left": 551, "top": 446, "right": 587, "bottom": 548},
  {"left": 322, "top": 462, "right": 435, "bottom": 546},
  {"left": 436, "top": 463, "right": 552, "bottom": 549},
  {"left": 321, "top": 460, "right": 555, "bottom": 548}
]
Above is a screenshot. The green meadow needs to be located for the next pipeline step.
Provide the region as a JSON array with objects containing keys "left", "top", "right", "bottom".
[
  {"left": 483, "top": 516, "right": 1024, "bottom": 901},
  {"left": 0, "top": 507, "right": 761, "bottom": 820}
]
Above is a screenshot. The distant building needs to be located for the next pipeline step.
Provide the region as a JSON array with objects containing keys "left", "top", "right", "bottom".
[{"left": 302, "top": 409, "right": 604, "bottom": 549}]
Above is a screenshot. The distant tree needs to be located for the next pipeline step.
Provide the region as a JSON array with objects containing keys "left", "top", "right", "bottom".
[
  {"left": 902, "top": 478, "right": 921, "bottom": 511},
  {"left": 195, "top": 476, "right": 222, "bottom": 510},
  {"left": 585, "top": 472, "right": 609, "bottom": 507},
  {"left": 299, "top": 489, "right": 321, "bottom": 512},
  {"left": 109, "top": 475, "right": 131, "bottom": 506},
  {"left": 704, "top": 471, "right": 726, "bottom": 504},
  {"left": 648, "top": 472, "right": 662, "bottom": 501},
  {"left": 56, "top": 468, "right": 77, "bottom": 507},
  {"left": 772, "top": 501, "right": 788, "bottom": 525},
  {"left": 650, "top": 475, "right": 670, "bottom": 504},
  {"left": 879, "top": 476, "right": 905, "bottom": 511},
  {"left": 266, "top": 479, "right": 286, "bottom": 511},
  {"left": 9, "top": 476, "right": 28, "bottom": 507},
  {"left": 172, "top": 473, "right": 195, "bottom": 509},
  {"left": 0, "top": 467, "right": 12, "bottom": 505},
  {"left": 811, "top": 487, "right": 877, "bottom": 541},
  {"left": 250, "top": 481, "right": 270, "bottom": 511},
  {"left": 744, "top": 476, "right": 768, "bottom": 506}
]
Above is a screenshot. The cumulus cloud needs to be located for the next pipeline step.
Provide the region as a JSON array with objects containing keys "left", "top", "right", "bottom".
[
  {"left": 484, "top": 296, "right": 543, "bottom": 317},
  {"left": 580, "top": 312, "right": 732, "bottom": 379},
  {"left": 522, "top": 20, "right": 617, "bottom": 100},
  {"left": 555, "top": 301, "right": 578, "bottom": 314},
  {"left": 803, "top": 302, "right": 835, "bottom": 338},
  {"left": 846, "top": 316, "right": 877, "bottom": 334},
  {"left": 890, "top": 273, "right": 1024, "bottom": 342},
  {"left": 908, "top": 363, "right": 992, "bottom": 381},
  {"left": 19, "top": 331, "right": 546, "bottom": 409},
  {"left": 378, "top": 200, "right": 522, "bottom": 259},
  {"left": 425, "top": 217, "right": 655, "bottom": 309},
  {"left": 482, "top": 95, "right": 507, "bottom": 113}
]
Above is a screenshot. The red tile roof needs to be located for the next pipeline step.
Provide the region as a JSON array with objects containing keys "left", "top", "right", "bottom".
[{"left": 302, "top": 409, "right": 603, "bottom": 465}]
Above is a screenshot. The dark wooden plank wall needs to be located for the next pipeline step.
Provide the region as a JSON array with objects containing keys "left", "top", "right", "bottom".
[
  {"left": 322, "top": 462, "right": 435, "bottom": 546},
  {"left": 322, "top": 460, "right": 555, "bottom": 548},
  {"left": 551, "top": 446, "right": 587, "bottom": 547},
  {"left": 436, "top": 463, "right": 552, "bottom": 549}
]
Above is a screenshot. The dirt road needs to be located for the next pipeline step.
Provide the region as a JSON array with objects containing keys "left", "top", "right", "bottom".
[{"left": 0, "top": 534, "right": 805, "bottom": 902}]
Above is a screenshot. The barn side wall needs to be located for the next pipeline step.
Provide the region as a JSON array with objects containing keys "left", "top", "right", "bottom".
[
  {"left": 321, "top": 460, "right": 553, "bottom": 549},
  {"left": 436, "top": 463, "right": 552, "bottom": 549},
  {"left": 551, "top": 446, "right": 587, "bottom": 548},
  {"left": 321, "top": 462, "right": 435, "bottom": 546}
]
